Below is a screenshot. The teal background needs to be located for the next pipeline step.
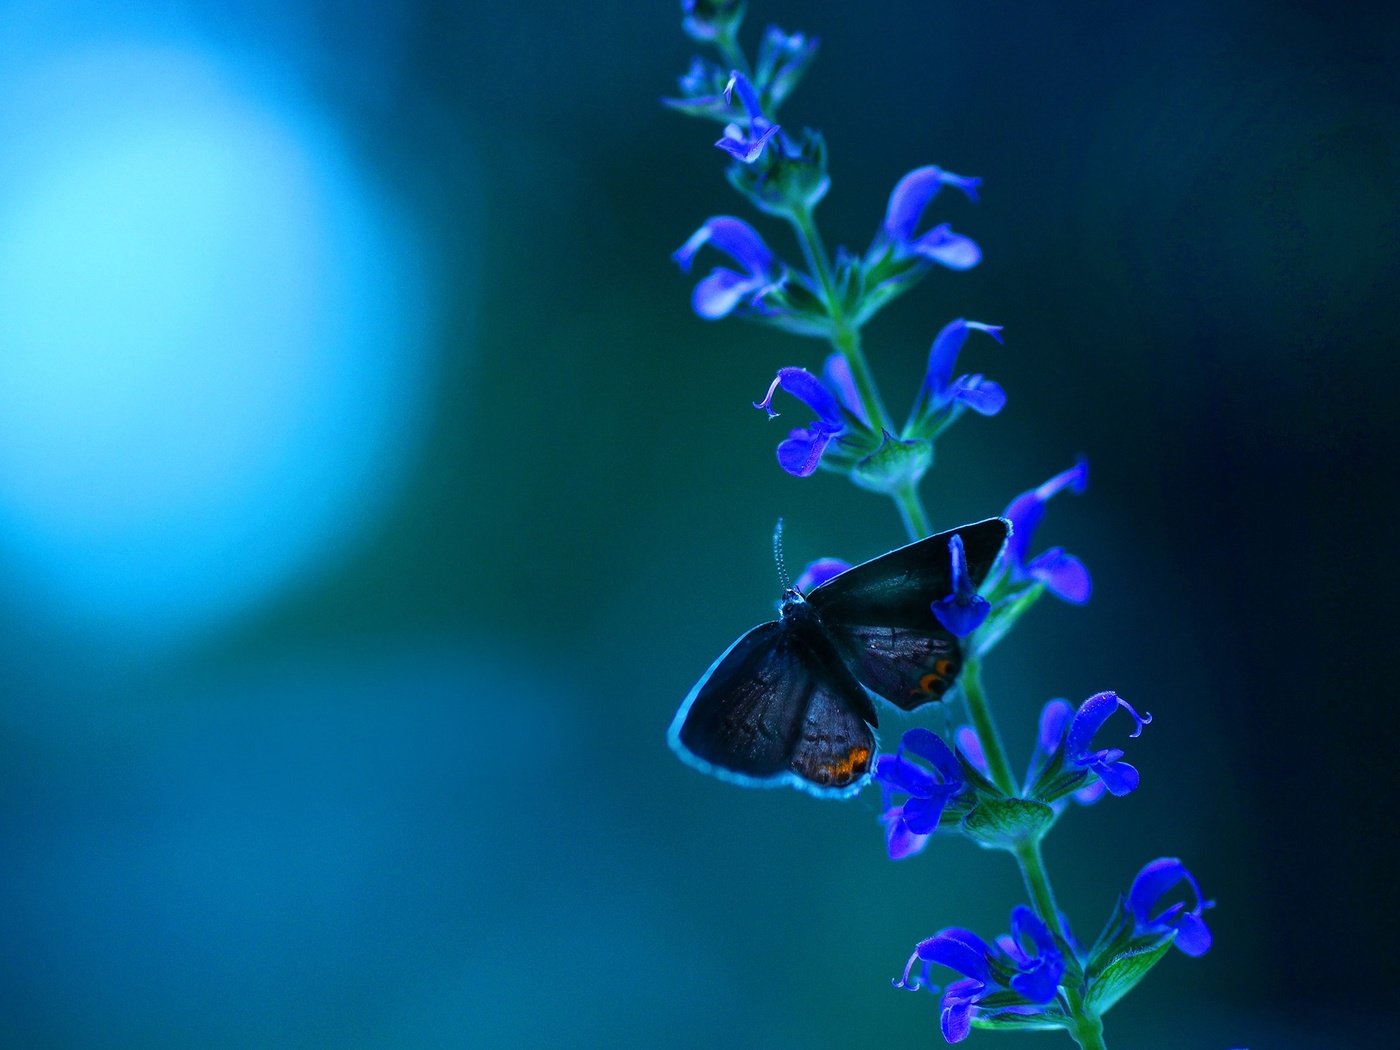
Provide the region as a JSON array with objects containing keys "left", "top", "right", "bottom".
[{"left": 1, "top": 1, "right": 1396, "bottom": 1047}]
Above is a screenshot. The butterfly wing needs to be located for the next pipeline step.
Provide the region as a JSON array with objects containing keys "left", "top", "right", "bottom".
[
  {"left": 669, "top": 620, "right": 876, "bottom": 796},
  {"left": 806, "top": 517, "right": 1010, "bottom": 711}
]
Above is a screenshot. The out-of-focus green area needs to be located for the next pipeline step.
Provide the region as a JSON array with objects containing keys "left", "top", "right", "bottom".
[{"left": 1, "top": 1, "right": 1395, "bottom": 1046}]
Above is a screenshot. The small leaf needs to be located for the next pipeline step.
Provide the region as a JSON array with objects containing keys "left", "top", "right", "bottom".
[
  {"left": 1085, "top": 934, "right": 1176, "bottom": 1014},
  {"left": 961, "top": 797, "right": 1056, "bottom": 849}
]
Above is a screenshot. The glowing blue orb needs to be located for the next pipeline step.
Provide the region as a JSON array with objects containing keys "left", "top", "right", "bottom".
[{"left": 0, "top": 46, "right": 435, "bottom": 643}]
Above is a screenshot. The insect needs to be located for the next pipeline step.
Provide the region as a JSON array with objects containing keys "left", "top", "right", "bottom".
[{"left": 668, "top": 517, "right": 1010, "bottom": 797}]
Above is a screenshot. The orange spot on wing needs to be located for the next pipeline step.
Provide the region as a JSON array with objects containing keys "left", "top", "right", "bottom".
[{"left": 818, "top": 745, "right": 872, "bottom": 784}]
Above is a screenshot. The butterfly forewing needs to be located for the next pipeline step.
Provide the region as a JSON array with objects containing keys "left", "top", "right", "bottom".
[{"left": 806, "top": 517, "right": 1009, "bottom": 627}]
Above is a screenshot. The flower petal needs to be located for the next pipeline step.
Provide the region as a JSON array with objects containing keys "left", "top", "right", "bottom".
[
  {"left": 1171, "top": 911, "right": 1213, "bottom": 957},
  {"left": 1036, "top": 699, "right": 1073, "bottom": 757},
  {"left": 821, "top": 353, "right": 869, "bottom": 425},
  {"left": 900, "top": 728, "right": 963, "bottom": 783},
  {"left": 795, "top": 557, "right": 851, "bottom": 593},
  {"left": 884, "top": 166, "right": 981, "bottom": 242},
  {"left": 1025, "top": 548, "right": 1092, "bottom": 603},
  {"left": 776, "top": 425, "right": 838, "bottom": 477},
  {"left": 940, "top": 980, "right": 980, "bottom": 1044},
  {"left": 931, "top": 592, "right": 990, "bottom": 636},
  {"left": 759, "top": 367, "right": 843, "bottom": 426},
  {"left": 1128, "top": 858, "right": 1195, "bottom": 923},
  {"left": 884, "top": 810, "right": 932, "bottom": 861},
  {"left": 692, "top": 268, "right": 754, "bottom": 319},
  {"left": 951, "top": 376, "right": 1007, "bottom": 416},
  {"left": 902, "top": 787, "right": 957, "bottom": 835},
  {"left": 916, "top": 930, "right": 994, "bottom": 981},
  {"left": 912, "top": 224, "right": 981, "bottom": 269},
  {"left": 674, "top": 215, "right": 775, "bottom": 276},
  {"left": 1001, "top": 459, "right": 1090, "bottom": 572}
]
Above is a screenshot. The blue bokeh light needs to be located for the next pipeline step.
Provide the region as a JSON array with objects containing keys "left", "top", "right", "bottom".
[{"left": 0, "top": 44, "right": 434, "bottom": 642}]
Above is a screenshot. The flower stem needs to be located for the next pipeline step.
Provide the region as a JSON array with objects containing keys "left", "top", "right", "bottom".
[
  {"left": 894, "top": 483, "right": 931, "bottom": 541},
  {"left": 958, "top": 657, "right": 1018, "bottom": 797},
  {"left": 787, "top": 206, "right": 895, "bottom": 436},
  {"left": 1013, "top": 840, "right": 1107, "bottom": 1050}
]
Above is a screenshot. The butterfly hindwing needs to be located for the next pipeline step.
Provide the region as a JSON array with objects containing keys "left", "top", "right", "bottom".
[
  {"left": 825, "top": 621, "right": 962, "bottom": 712},
  {"left": 669, "top": 620, "right": 876, "bottom": 795}
]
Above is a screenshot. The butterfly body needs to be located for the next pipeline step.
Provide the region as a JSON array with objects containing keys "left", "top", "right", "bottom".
[{"left": 669, "top": 517, "right": 1010, "bottom": 797}]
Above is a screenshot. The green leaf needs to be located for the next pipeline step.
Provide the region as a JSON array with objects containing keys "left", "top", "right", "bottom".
[
  {"left": 961, "top": 797, "right": 1056, "bottom": 849},
  {"left": 1084, "top": 934, "right": 1176, "bottom": 1014}
]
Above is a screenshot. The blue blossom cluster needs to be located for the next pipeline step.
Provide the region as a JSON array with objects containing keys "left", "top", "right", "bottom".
[{"left": 665, "top": 3, "right": 1211, "bottom": 1046}]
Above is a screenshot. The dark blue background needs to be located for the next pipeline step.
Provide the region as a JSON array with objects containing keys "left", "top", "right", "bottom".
[{"left": 1, "top": 1, "right": 1395, "bottom": 1046}]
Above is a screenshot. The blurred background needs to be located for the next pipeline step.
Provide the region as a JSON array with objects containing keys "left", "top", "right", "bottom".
[{"left": 0, "top": 1, "right": 1395, "bottom": 1046}]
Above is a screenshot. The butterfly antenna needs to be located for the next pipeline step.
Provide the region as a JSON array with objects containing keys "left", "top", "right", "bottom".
[{"left": 772, "top": 517, "right": 791, "bottom": 591}]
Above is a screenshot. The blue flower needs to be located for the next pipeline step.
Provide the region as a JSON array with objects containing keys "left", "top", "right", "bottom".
[
  {"left": 923, "top": 318, "right": 1006, "bottom": 414},
  {"left": 680, "top": 0, "right": 744, "bottom": 44},
  {"left": 959, "top": 691, "right": 1149, "bottom": 807},
  {"left": 715, "top": 73, "right": 781, "bottom": 163},
  {"left": 793, "top": 557, "right": 850, "bottom": 594},
  {"left": 1065, "top": 691, "right": 1151, "bottom": 797},
  {"left": 673, "top": 216, "right": 784, "bottom": 320},
  {"left": 662, "top": 56, "right": 735, "bottom": 121},
  {"left": 930, "top": 534, "right": 991, "bottom": 636},
  {"left": 1127, "top": 858, "right": 1213, "bottom": 957},
  {"left": 754, "top": 26, "right": 819, "bottom": 108},
  {"left": 896, "top": 906, "right": 1065, "bottom": 1043},
  {"left": 1000, "top": 460, "right": 1092, "bottom": 603},
  {"left": 872, "top": 729, "right": 966, "bottom": 860},
  {"left": 880, "top": 165, "right": 983, "bottom": 270},
  {"left": 753, "top": 367, "right": 847, "bottom": 476}
]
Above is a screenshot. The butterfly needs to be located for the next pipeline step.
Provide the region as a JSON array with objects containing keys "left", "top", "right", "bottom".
[{"left": 668, "top": 517, "right": 1010, "bottom": 797}]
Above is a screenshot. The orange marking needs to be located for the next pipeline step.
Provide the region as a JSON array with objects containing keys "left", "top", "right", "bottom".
[{"left": 818, "top": 746, "right": 871, "bottom": 784}]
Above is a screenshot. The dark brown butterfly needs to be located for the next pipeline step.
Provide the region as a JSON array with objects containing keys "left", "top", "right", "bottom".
[{"left": 668, "top": 517, "right": 1009, "bottom": 796}]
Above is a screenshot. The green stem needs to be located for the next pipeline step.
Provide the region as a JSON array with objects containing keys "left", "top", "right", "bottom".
[
  {"left": 894, "top": 484, "right": 931, "bottom": 541},
  {"left": 959, "top": 658, "right": 1018, "bottom": 797},
  {"left": 788, "top": 205, "right": 894, "bottom": 435},
  {"left": 1014, "top": 840, "right": 1107, "bottom": 1050},
  {"left": 713, "top": 29, "right": 752, "bottom": 80}
]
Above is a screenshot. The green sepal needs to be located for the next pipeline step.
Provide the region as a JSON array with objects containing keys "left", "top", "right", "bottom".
[
  {"left": 968, "top": 994, "right": 1068, "bottom": 1033},
  {"left": 1028, "top": 765, "right": 1092, "bottom": 808},
  {"left": 849, "top": 432, "right": 932, "bottom": 494},
  {"left": 960, "top": 797, "right": 1056, "bottom": 850},
  {"left": 1084, "top": 933, "right": 1175, "bottom": 1015},
  {"left": 850, "top": 243, "right": 928, "bottom": 325},
  {"left": 755, "top": 276, "right": 831, "bottom": 338}
]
